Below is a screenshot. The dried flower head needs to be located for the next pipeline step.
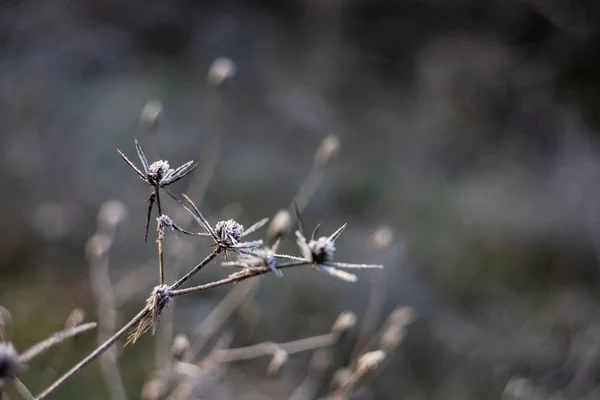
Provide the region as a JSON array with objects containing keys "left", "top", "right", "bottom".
[
  {"left": 129, "top": 285, "right": 172, "bottom": 344},
  {"left": 97, "top": 200, "right": 128, "bottom": 232},
  {"left": 172, "top": 334, "right": 190, "bottom": 361},
  {"left": 267, "top": 209, "right": 292, "bottom": 243},
  {"left": 295, "top": 224, "right": 383, "bottom": 282},
  {"left": 222, "top": 247, "right": 283, "bottom": 277},
  {"left": 85, "top": 233, "right": 112, "bottom": 260},
  {"left": 207, "top": 57, "right": 237, "bottom": 88},
  {"left": 215, "top": 219, "right": 244, "bottom": 246},
  {"left": 117, "top": 139, "right": 197, "bottom": 241},
  {"left": 331, "top": 311, "right": 357, "bottom": 340},
  {"left": 118, "top": 140, "right": 196, "bottom": 189},
  {"left": 182, "top": 194, "right": 266, "bottom": 256},
  {"left": 140, "top": 100, "right": 162, "bottom": 130},
  {"left": 267, "top": 349, "right": 289, "bottom": 377},
  {"left": 356, "top": 350, "right": 386, "bottom": 373},
  {"left": 0, "top": 343, "right": 21, "bottom": 387},
  {"left": 157, "top": 215, "right": 195, "bottom": 239},
  {"left": 315, "top": 134, "right": 340, "bottom": 168}
]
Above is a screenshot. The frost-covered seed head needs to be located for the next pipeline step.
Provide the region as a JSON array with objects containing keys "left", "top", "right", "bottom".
[
  {"left": 0, "top": 343, "right": 21, "bottom": 386},
  {"left": 148, "top": 160, "right": 171, "bottom": 186},
  {"left": 308, "top": 237, "right": 336, "bottom": 263},
  {"left": 157, "top": 215, "right": 174, "bottom": 231},
  {"left": 215, "top": 219, "right": 244, "bottom": 246}
]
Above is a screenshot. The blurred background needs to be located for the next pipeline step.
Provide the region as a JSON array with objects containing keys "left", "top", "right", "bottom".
[{"left": 3, "top": 0, "right": 600, "bottom": 399}]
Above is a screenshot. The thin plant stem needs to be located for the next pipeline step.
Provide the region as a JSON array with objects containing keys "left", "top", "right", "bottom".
[
  {"left": 170, "top": 261, "right": 307, "bottom": 297},
  {"left": 169, "top": 250, "right": 220, "bottom": 291},
  {"left": 20, "top": 323, "right": 97, "bottom": 363},
  {"left": 214, "top": 333, "right": 334, "bottom": 363},
  {"left": 35, "top": 309, "right": 147, "bottom": 400},
  {"left": 155, "top": 189, "right": 164, "bottom": 285}
]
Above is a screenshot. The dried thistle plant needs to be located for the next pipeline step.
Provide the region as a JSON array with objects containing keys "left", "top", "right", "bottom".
[
  {"left": 32, "top": 100, "right": 385, "bottom": 399},
  {"left": 117, "top": 139, "right": 197, "bottom": 244}
]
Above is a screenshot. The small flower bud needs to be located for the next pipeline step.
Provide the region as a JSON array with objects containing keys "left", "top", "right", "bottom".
[
  {"left": 331, "top": 311, "right": 356, "bottom": 341},
  {"left": 267, "top": 209, "right": 292, "bottom": 243},
  {"left": 368, "top": 226, "right": 393, "bottom": 251},
  {"left": 140, "top": 100, "right": 162, "bottom": 130},
  {"left": 356, "top": 350, "right": 386, "bottom": 373},
  {"left": 315, "top": 134, "right": 340, "bottom": 168},
  {"left": 267, "top": 349, "right": 288, "bottom": 377},
  {"left": 172, "top": 334, "right": 190, "bottom": 361},
  {"left": 387, "top": 307, "right": 414, "bottom": 328},
  {"left": 379, "top": 325, "right": 404, "bottom": 352},
  {"left": 207, "top": 58, "right": 236, "bottom": 88},
  {"left": 85, "top": 233, "right": 112, "bottom": 260},
  {"left": 65, "top": 308, "right": 85, "bottom": 329},
  {"left": 98, "top": 200, "right": 128, "bottom": 232}
]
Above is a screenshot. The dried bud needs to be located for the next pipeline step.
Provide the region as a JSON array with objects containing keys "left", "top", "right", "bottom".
[
  {"left": 207, "top": 58, "right": 237, "bottom": 88},
  {"left": 267, "top": 349, "right": 288, "bottom": 377},
  {"left": 387, "top": 307, "right": 414, "bottom": 328},
  {"left": 315, "top": 134, "right": 340, "bottom": 168},
  {"left": 65, "top": 308, "right": 85, "bottom": 329},
  {"left": 141, "top": 100, "right": 162, "bottom": 130},
  {"left": 172, "top": 334, "right": 190, "bottom": 361},
  {"left": 85, "top": 233, "right": 112, "bottom": 260},
  {"left": 330, "top": 367, "right": 353, "bottom": 390},
  {"left": 0, "top": 343, "right": 22, "bottom": 387},
  {"left": 331, "top": 311, "right": 357, "bottom": 341},
  {"left": 98, "top": 200, "right": 128, "bottom": 232},
  {"left": 379, "top": 325, "right": 404, "bottom": 352},
  {"left": 141, "top": 378, "right": 167, "bottom": 400},
  {"left": 267, "top": 209, "right": 292, "bottom": 243},
  {"left": 356, "top": 350, "right": 385, "bottom": 373},
  {"left": 368, "top": 226, "right": 393, "bottom": 251},
  {"left": 215, "top": 219, "right": 244, "bottom": 246}
]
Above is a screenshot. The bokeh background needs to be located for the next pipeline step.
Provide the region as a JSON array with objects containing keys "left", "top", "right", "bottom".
[{"left": 3, "top": 0, "right": 600, "bottom": 399}]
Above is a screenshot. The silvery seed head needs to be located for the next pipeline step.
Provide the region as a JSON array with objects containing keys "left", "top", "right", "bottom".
[
  {"left": 148, "top": 160, "right": 171, "bottom": 186},
  {"left": 215, "top": 219, "right": 244, "bottom": 246},
  {"left": 0, "top": 343, "right": 21, "bottom": 387},
  {"left": 308, "top": 237, "right": 336, "bottom": 264}
]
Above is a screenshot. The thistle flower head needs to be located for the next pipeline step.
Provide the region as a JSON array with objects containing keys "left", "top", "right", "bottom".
[
  {"left": 128, "top": 285, "right": 172, "bottom": 344},
  {"left": 148, "top": 160, "right": 171, "bottom": 186},
  {"left": 223, "top": 247, "right": 283, "bottom": 277},
  {"left": 117, "top": 139, "right": 196, "bottom": 189},
  {"left": 215, "top": 219, "right": 244, "bottom": 246},
  {"left": 0, "top": 343, "right": 21, "bottom": 387},
  {"left": 295, "top": 224, "right": 383, "bottom": 283},
  {"left": 308, "top": 237, "right": 336, "bottom": 264}
]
